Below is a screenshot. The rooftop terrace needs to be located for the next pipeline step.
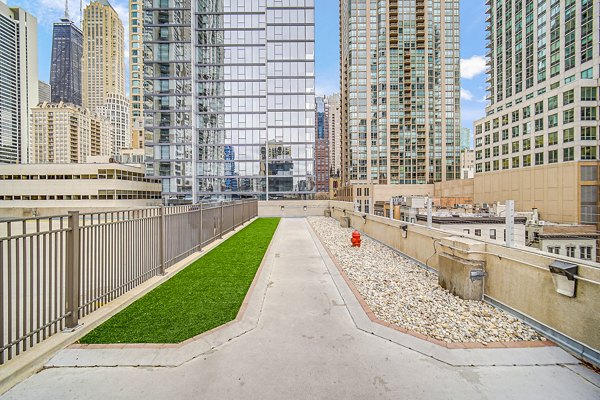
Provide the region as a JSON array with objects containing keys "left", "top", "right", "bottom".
[{"left": 1, "top": 201, "right": 599, "bottom": 399}]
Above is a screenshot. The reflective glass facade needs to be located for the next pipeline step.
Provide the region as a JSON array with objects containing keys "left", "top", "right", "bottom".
[{"left": 144, "top": 0, "right": 316, "bottom": 202}]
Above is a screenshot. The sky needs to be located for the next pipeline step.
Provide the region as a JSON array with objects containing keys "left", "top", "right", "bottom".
[{"left": 11, "top": 0, "right": 488, "bottom": 131}]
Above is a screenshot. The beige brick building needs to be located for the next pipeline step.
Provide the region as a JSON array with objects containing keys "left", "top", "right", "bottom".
[{"left": 29, "top": 102, "right": 110, "bottom": 164}]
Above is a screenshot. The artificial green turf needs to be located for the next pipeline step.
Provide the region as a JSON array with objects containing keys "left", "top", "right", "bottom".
[{"left": 80, "top": 218, "right": 280, "bottom": 344}]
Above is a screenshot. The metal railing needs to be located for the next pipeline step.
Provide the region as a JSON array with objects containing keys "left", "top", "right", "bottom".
[{"left": 0, "top": 199, "right": 258, "bottom": 364}]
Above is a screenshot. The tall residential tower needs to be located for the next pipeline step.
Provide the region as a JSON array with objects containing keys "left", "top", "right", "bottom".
[
  {"left": 340, "top": 0, "right": 461, "bottom": 187},
  {"left": 82, "top": 0, "right": 129, "bottom": 155},
  {"left": 0, "top": 2, "right": 38, "bottom": 164},
  {"left": 129, "top": 0, "right": 144, "bottom": 149},
  {"left": 144, "top": 0, "right": 316, "bottom": 202},
  {"left": 473, "top": 0, "right": 600, "bottom": 226}
]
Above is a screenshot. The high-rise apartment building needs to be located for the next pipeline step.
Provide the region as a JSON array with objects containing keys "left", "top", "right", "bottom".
[
  {"left": 315, "top": 96, "right": 330, "bottom": 192},
  {"left": 460, "top": 127, "right": 471, "bottom": 150},
  {"left": 144, "top": 0, "right": 316, "bottom": 202},
  {"left": 98, "top": 92, "right": 131, "bottom": 155},
  {"left": 327, "top": 93, "right": 342, "bottom": 176},
  {"left": 475, "top": 0, "right": 599, "bottom": 174},
  {"left": 82, "top": 0, "right": 125, "bottom": 111},
  {"left": 29, "top": 102, "right": 110, "bottom": 163},
  {"left": 473, "top": 0, "right": 599, "bottom": 226},
  {"left": 340, "top": 0, "right": 461, "bottom": 186},
  {"left": 0, "top": 2, "right": 38, "bottom": 164},
  {"left": 38, "top": 81, "right": 51, "bottom": 104},
  {"left": 82, "top": 0, "right": 129, "bottom": 156},
  {"left": 50, "top": 15, "right": 83, "bottom": 105},
  {"left": 129, "top": 0, "right": 144, "bottom": 149}
]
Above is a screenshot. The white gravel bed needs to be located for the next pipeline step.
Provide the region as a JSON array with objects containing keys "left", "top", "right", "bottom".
[{"left": 309, "top": 216, "right": 543, "bottom": 344}]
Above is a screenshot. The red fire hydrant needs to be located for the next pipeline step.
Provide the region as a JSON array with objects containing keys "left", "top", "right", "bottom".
[{"left": 351, "top": 230, "right": 362, "bottom": 247}]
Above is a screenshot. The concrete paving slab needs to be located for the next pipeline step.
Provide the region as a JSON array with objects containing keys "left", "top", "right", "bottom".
[{"left": 1, "top": 218, "right": 598, "bottom": 400}]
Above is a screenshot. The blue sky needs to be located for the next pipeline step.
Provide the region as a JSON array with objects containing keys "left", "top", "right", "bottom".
[{"left": 13, "top": 0, "right": 488, "bottom": 130}]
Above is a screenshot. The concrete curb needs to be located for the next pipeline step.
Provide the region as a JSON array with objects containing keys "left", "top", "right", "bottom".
[
  {"left": 305, "top": 219, "right": 580, "bottom": 367},
  {"left": 0, "top": 217, "right": 261, "bottom": 395}
]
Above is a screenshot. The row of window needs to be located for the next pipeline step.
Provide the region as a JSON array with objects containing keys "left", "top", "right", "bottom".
[
  {"left": 478, "top": 84, "right": 597, "bottom": 133},
  {"left": 547, "top": 245, "right": 593, "bottom": 260},
  {"left": 0, "top": 171, "right": 159, "bottom": 183},
  {"left": 475, "top": 147, "right": 598, "bottom": 172},
  {"left": 0, "top": 192, "right": 162, "bottom": 201},
  {"left": 464, "top": 228, "right": 502, "bottom": 240},
  {"left": 477, "top": 126, "right": 597, "bottom": 148}
]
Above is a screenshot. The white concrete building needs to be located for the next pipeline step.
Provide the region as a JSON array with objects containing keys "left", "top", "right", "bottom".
[
  {"left": 98, "top": 93, "right": 131, "bottom": 155},
  {"left": 38, "top": 80, "right": 51, "bottom": 104},
  {"left": 460, "top": 149, "right": 475, "bottom": 179},
  {"left": 416, "top": 214, "right": 527, "bottom": 246},
  {"left": 0, "top": 163, "right": 161, "bottom": 217},
  {"left": 0, "top": 2, "right": 38, "bottom": 164},
  {"left": 526, "top": 219, "right": 598, "bottom": 262}
]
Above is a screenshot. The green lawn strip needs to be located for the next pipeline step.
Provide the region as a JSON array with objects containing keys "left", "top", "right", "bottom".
[{"left": 80, "top": 218, "right": 280, "bottom": 344}]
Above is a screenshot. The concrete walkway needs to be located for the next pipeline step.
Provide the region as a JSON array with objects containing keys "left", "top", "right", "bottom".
[{"left": 2, "top": 219, "right": 599, "bottom": 399}]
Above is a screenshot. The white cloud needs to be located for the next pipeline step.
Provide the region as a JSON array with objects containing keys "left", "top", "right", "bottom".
[
  {"left": 461, "top": 55, "right": 487, "bottom": 79},
  {"left": 460, "top": 87, "right": 474, "bottom": 101}
]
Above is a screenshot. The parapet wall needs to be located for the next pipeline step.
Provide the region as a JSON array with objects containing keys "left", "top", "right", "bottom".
[{"left": 258, "top": 200, "right": 600, "bottom": 364}]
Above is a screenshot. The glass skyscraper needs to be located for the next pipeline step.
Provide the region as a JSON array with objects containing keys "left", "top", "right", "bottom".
[
  {"left": 144, "top": 0, "right": 316, "bottom": 202},
  {"left": 50, "top": 17, "right": 83, "bottom": 106},
  {"left": 340, "top": 0, "right": 461, "bottom": 186}
]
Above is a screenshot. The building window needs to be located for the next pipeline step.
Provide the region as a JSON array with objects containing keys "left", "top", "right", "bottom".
[
  {"left": 489, "top": 229, "right": 496, "bottom": 239},
  {"left": 535, "top": 135, "right": 544, "bottom": 148},
  {"left": 581, "top": 126, "right": 597, "bottom": 141},
  {"left": 463, "top": 229, "right": 470, "bottom": 235},
  {"left": 581, "top": 146, "right": 597, "bottom": 160},
  {"left": 563, "top": 109, "right": 575, "bottom": 124},
  {"left": 548, "top": 150, "right": 558, "bottom": 164},
  {"left": 581, "top": 87, "right": 597, "bottom": 101},
  {"left": 563, "top": 89, "right": 574, "bottom": 105},
  {"left": 563, "top": 128, "right": 574, "bottom": 143},
  {"left": 566, "top": 246, "right": 575, "bottom": 258},
  {"left": 535, "top": 152, "right": 544, "bottom": 165},
  {"left": 547, "top": 247, "right": 560, "bottom": 255},
  {"left": 474, "top": 229, "right": 481, "bottom": 237},
  {"left": 523, "top": 154, "right": 532, "bottom": 167},
  {"left": 580, "top": 246, "right": 592, "bottom": 260},
  {"left": 534, "top": 118, "right": 544, "bottom": 132},
  {"left": 563, "top": 147, "right": 574, "bottom": 161},
  {"left": 581, "top": 107, "right": 597, "bottom": 121},
  {"left": 548, "top": 131, "right": 558, "bottom": 145},
  {"left": 581, "top": 67, "right": 593, "bottom": 79},
  {"left": 534, "top": 101, "right": 544, "bottom": 115}
]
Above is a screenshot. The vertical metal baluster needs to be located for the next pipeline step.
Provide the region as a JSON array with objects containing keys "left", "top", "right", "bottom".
[
  {"left": 0, "top": 233, "right": 5, "bottom": 364},
  {"left": 7, "top": 222, "right": 12, "bottom": 360}
]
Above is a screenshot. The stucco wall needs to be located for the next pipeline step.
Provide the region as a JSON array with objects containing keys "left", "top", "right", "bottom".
[
  {"left": 258, "top": 200, "right": 330, "bottom": 217},
  {"left": 473, "top": 162, "right": 580, "bottom": 224}
]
